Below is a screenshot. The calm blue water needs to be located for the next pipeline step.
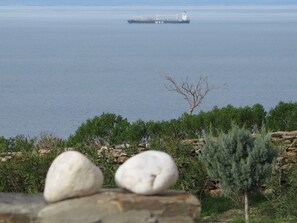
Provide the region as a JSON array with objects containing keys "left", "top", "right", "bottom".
[{"left": 0, "top": 6, "right": 297, "bottom": 138}]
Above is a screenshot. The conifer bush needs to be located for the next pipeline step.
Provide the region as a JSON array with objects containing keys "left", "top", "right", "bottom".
[{"left": 200, "top": 126, "right": 276, "bottom": 223}]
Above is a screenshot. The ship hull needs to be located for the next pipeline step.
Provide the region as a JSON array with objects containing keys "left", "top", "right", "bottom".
[{"left": 128, "top": 20, "right": 190, "bottom": 24}]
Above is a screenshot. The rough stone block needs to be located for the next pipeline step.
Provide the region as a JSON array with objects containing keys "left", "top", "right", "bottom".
[
  {"left": 0, "top": 189, "right": 201, "bottom": 223},
  {"left": 0, "top": 193, "right": 46, "bottom": 223}
]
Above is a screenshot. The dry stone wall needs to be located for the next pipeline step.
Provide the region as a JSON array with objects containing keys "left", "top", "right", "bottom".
[
  {"left": 0, "top": 189, "right": 201, "bottom": 223},
  {"left": 271, "top": 131, "right": 297, "bottom": 179}
]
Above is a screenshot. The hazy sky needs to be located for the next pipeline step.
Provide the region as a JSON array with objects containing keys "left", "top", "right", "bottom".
[{"left": 1, "top": 0, "right": 297, "bottom": 6}]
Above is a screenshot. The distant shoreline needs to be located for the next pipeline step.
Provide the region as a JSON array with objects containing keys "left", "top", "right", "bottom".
[{"left": 1, "top": 5, "right": 297, "bottom": 7}]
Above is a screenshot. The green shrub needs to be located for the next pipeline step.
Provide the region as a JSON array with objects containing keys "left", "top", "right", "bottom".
[
  {"left": 68, "top": 113, "right": 129, "bottom": 145},
  {"left": 74, "top": 145, "right": 117, "bottom": 188},
  {"left": 35, "top": 132, "right": 66, "bottom": 150},
  {"left": 200, "top": 104, "right": 266, "bottom": 135},
  {"left": 0, "top": 149, "right": 60, "bottom": 193},
  {"left": 8, "top": 135, "right": 35, "bottom": 152},
  {"left": 269, "top": 165, "right": 297, "bottom": 221},
  {"left": 266, "top": 101, "right": 297, "bottom": 131},
  {"left": 177, "top": 113, "right": 202, "bottom": 139},
  {"left": 0, "top": 136, "right": 9, "bottom": 153},
  {"left": 146, "top": 120, "right": 170, "bottom": 138},
  {"left": 124, "top": 120, "right": 147, "bottom": 145},
  {"left": 149, "top": 137, "right": 208, "bottom": 197},
  {"left": 250, "top": 103, "right": 267, "bottom": 130},
  {"left": 0, "top": 135, "right": 36, "bottom": 153},
  {"left": 0, "top": 143, "right": 119, "bottom": 193}
]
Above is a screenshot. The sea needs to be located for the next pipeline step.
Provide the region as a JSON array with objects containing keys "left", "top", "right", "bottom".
[{"left": 0, "top": 6, "right": 297, "bottom": 138}]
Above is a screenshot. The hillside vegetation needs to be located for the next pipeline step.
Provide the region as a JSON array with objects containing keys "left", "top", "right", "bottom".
[{"left": 1, "top": 101, "right": 297, "bottom": 222}]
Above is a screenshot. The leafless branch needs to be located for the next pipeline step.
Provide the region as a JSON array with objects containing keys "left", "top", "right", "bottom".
[{"left": 164, "top": 75, "right": 216, "bottom": 115}]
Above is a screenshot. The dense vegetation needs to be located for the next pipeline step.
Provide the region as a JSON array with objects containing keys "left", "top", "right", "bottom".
[
  {"left": 1, "top": 101, "right": 297, "bottom": 222},
  {"left": 65, "top": 101, "right": 296, "bottom": 147}
]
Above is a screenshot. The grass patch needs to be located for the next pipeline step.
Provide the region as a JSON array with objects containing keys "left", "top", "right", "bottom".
[
  {"left": 201, "top": 195, "right": 234, "bottom": 217},
  {"left": 200, "top": 192, "right": 292, "bottom": 223}
]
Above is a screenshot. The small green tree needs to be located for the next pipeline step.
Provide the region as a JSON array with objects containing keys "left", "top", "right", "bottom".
[{"left": 200, "top": 126, "right": 275, "bottom": 223}]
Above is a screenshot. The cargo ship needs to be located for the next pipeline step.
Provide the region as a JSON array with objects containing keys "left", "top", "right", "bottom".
[{"left": 128, "top": 11, "right": 190, "bottom": 24}]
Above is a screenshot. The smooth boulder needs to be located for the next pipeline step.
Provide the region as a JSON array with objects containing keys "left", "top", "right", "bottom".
[
  {"left": 115, "top": 150, "right": 178, "bottom": 195},
  {"left": 44, "top": 150, "right": 103, "bottom": 203}
]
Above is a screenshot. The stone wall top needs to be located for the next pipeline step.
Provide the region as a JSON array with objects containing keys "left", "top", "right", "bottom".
[{"left": 0, "top": 189, "right": 201, "bottom": 223}]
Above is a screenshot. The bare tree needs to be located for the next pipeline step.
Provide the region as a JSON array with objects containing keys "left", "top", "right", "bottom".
[{"left": 164, "top": 75, "right": 215, "bottom": 115}]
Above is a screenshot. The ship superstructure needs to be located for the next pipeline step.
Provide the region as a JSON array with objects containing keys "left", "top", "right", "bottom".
[{"left": 128, "top": 11, "right": 190, "bottom": 24}]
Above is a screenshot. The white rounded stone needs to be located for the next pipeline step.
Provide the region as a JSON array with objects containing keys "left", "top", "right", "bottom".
[
  {"left": 44, "top": 151, "right": 103, "bottom": 203},
  {"left": 115, "top": 150, "right": 178, "bottom": 195}
]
